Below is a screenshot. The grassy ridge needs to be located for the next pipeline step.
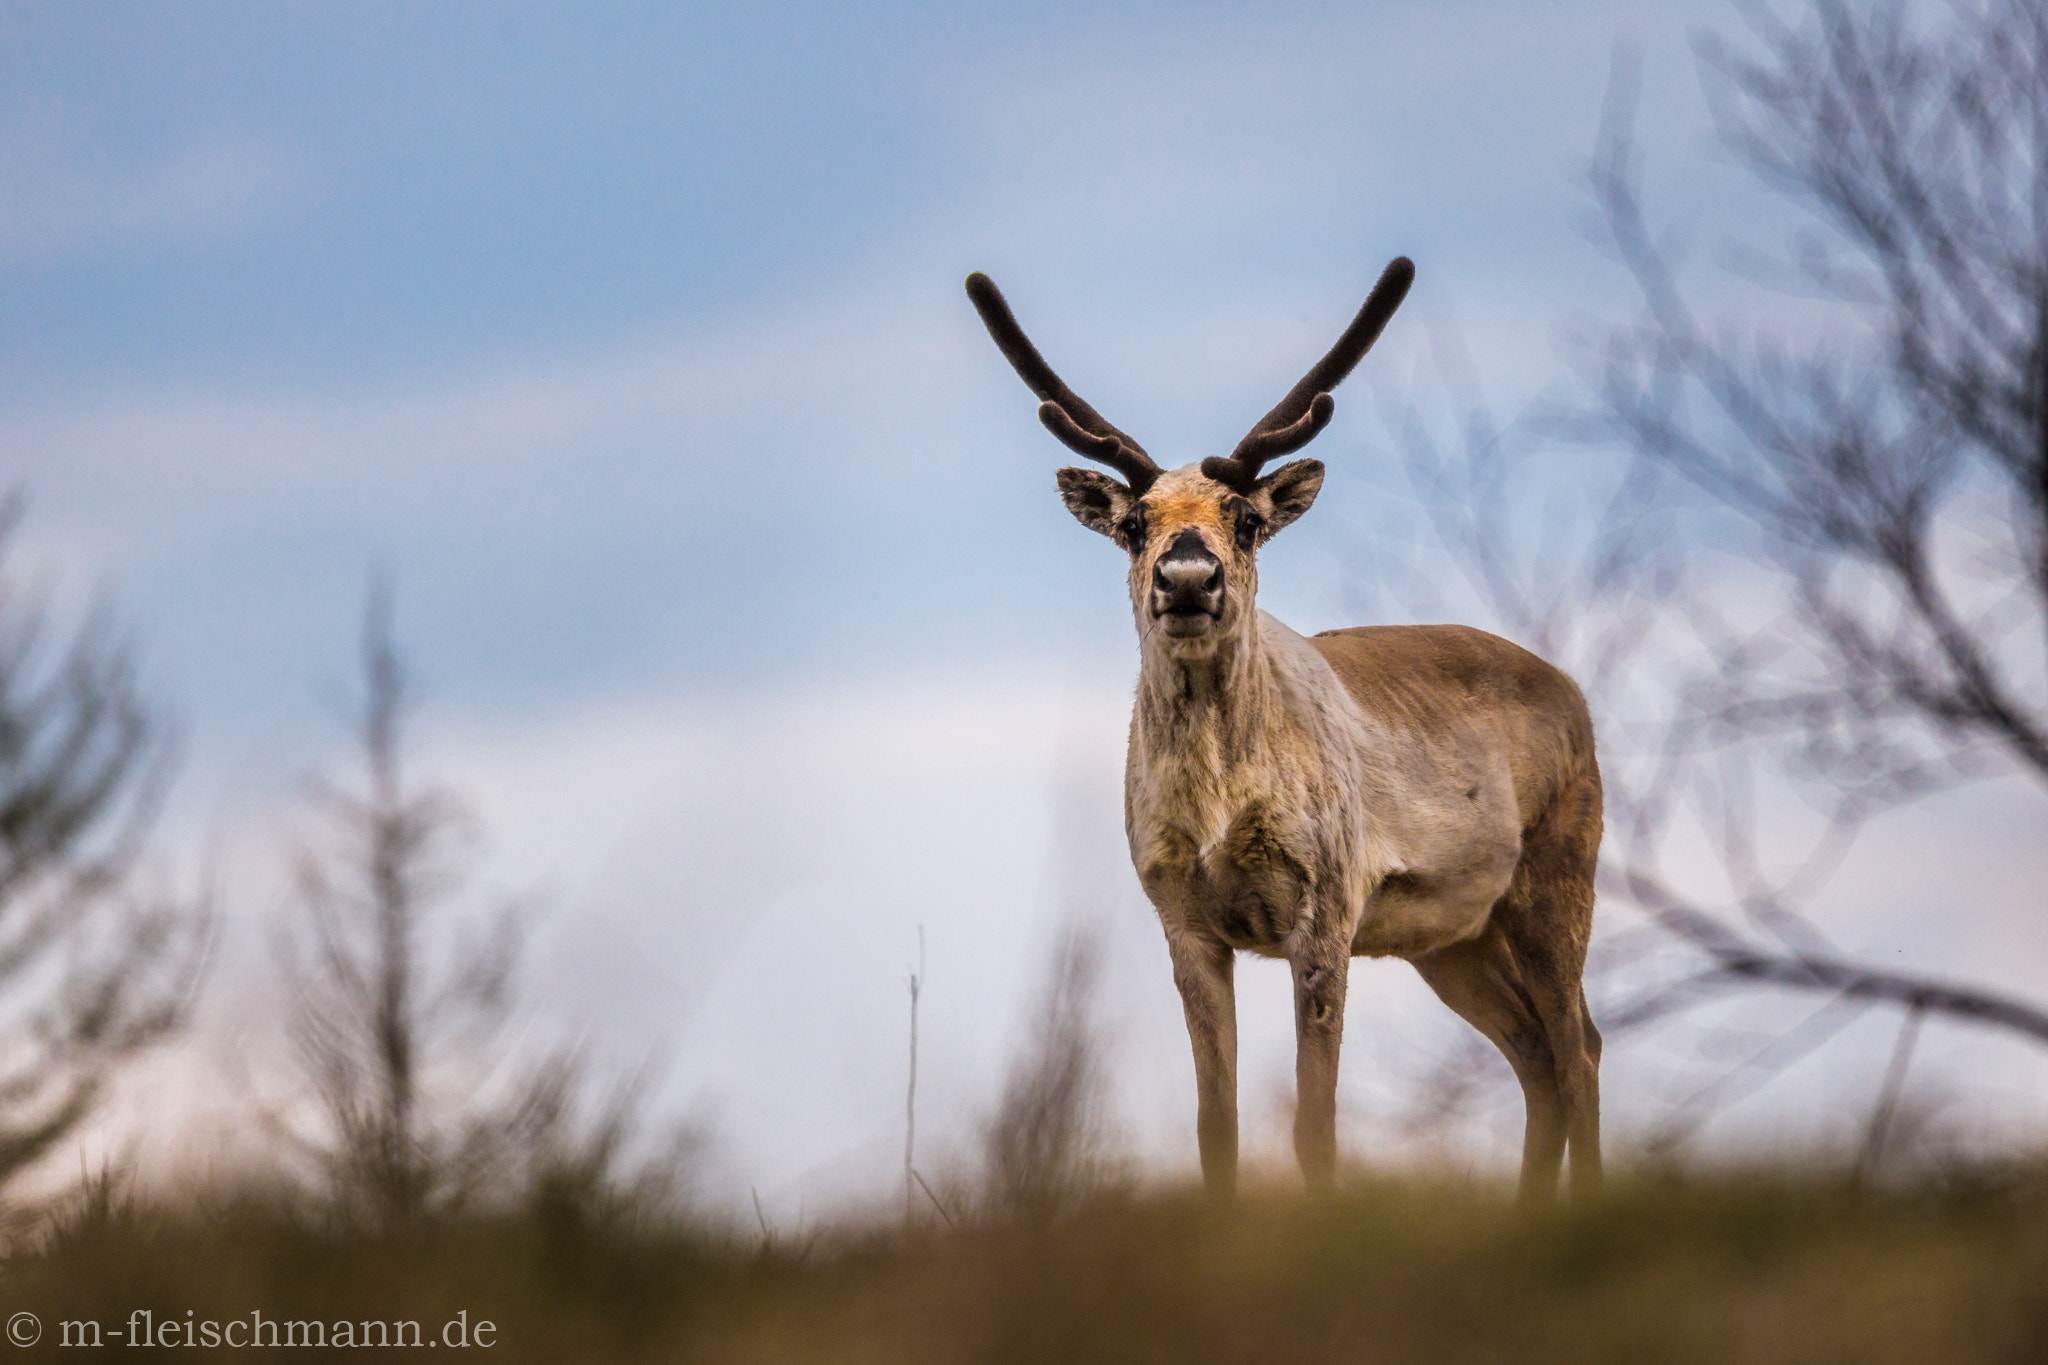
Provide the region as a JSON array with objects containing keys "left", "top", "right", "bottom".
[{"left": 7, "top": 1170, "right": 2047, "bottom": 1362}]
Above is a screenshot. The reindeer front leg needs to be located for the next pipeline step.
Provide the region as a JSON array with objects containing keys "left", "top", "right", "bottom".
[
  {"left": 1168, "top": 933, "right": 1238, "bottom": 1201},
  {"left": 1290, "top": 931, "right": 1351, "bottom": 1193}
]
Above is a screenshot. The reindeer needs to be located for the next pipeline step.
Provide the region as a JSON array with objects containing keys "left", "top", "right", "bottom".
[{"left": 966, "top": 258, "right": 1603, "bottom": 1203}]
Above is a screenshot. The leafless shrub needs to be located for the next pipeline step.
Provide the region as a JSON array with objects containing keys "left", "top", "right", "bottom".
[{"left": 980, "top": 928, "right": 1121, "bottom": 1219}]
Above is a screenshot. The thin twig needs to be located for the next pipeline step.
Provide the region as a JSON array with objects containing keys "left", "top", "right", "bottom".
[
  {"left": 911, "top": 1168, "right": 956, "bottom": 1229},
  {"left": 1854, "top": 1001, "right": 1926, "bottom": 1185},
  {"left": 904, "top": 925, "right": 923, "bottom": 1226}
]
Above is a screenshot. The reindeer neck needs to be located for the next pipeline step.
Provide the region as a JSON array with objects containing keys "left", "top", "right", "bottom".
[{"left": 1132, "top": 615, "right": 1283, "bottom": 762}]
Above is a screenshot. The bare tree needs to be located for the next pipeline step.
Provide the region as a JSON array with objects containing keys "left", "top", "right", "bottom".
[
  {"left": 0, "top": 498, "right": 207, "bottom": 1196},
  {"left": 277, "top": 586, "right": 650, "bottom": 1224},
  {"left": 1582, "top": 0, "right": 2048, "bottom": 811},
  {"left": 1577, "top": 0, "right": 2048, "bottom": 1077},
  {"left": 1352, "top": 0, "right": 2048, "bottom": 1161}
]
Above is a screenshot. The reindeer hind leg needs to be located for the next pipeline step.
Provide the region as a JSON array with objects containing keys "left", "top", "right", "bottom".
[
  {"left": 1411, "top": 924, "right": 1567, "bottom": 1205},
  {"left": 1496, "top": 768, "right": 1604, "bottom": 1199}
]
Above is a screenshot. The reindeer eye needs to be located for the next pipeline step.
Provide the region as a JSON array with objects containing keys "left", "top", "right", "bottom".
[
  {"left": 1233, "top": 507, "right": 1264, "bottom": 551},
  {"left": 1116, "top": 513, "right": 1146, "bottom": 549}
]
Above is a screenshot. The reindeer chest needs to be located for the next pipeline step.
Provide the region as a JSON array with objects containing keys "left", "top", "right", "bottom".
[{"left": 1129, "top": 760, "right": 1329, "bottom": 957}]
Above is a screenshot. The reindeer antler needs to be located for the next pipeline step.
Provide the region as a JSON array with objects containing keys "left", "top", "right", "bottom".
[
  {"left": 965, "top": 272, "right": 1163, "bottom": 493},
  {"left": 1202, "top": 257, "right": 1415, "bottom": 491}
]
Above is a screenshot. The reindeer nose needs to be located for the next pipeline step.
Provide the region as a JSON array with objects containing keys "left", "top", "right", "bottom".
[
  {"left": 1155, "top": 554, "right": 1223, "bottom": 597},
  {"left": 1152, "top": 528, "right": 1224, "bottom": 618}
]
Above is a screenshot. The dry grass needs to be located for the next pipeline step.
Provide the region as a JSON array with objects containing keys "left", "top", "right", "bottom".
[{"left": 6, "top": 1164, "right": 2047, "bottom": 1363}]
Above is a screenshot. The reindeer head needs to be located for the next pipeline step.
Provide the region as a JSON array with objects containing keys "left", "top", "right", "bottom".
[{"left": 966, "top": 259, "right": 1414, "bottom": 649}]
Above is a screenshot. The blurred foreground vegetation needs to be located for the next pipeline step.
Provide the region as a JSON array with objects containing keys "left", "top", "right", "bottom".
[{"left": 9, "top": 1163, "right": 2047, "bottom": 1363}]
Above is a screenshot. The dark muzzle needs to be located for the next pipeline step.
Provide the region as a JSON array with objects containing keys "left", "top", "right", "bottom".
[{"left": 1151, "top": 528, "right": 1224, "bottom": 634}]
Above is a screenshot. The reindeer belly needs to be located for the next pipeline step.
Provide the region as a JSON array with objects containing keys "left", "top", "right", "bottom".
[{"left": 1350, "top": 829, "right": 1521, "bottom": 959}]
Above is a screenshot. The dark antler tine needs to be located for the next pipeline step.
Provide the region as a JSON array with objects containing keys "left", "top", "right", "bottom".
[
  {"left": 1039, "top": 401, "right": 1121, "bottom": 461},
  {"left": 1203, "top": 394, "right": 1333, "bottom": 486},
  {"left": 1212, "top": 258, "right": 1414, "bottom": 488},
  {"left": 966, "top": 272, "right": 1161, "bottom": 491},
  {"left": 1252, "top": 257, "right": 1413, "bottom": 436},
  {"left": 1039, "top": 403, "right": 1158, "bottom": 489}
]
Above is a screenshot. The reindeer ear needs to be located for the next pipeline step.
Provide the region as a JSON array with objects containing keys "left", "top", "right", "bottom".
[
  {"left": 1254, "top": 459, "right": 1324, "bottom": 539},
  {"left": 1056, "top": 467, "right": 1132, "bottom": 540}
]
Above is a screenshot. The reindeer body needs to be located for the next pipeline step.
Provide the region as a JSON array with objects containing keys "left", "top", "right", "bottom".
[
  {"left": 968, "top": 261, "right": 1604, "bottom": 1202},
  {"left": 1132, "top": 613, "right": 1592, "bottom": 965}
]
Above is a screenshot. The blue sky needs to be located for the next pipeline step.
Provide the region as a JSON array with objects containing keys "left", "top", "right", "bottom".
[
  {"left": 4, "top": 0, "right": 1743, "bottom": 750},
  {"left": 13, "top": 0, "right": 2043, "bottom": 1209}
]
